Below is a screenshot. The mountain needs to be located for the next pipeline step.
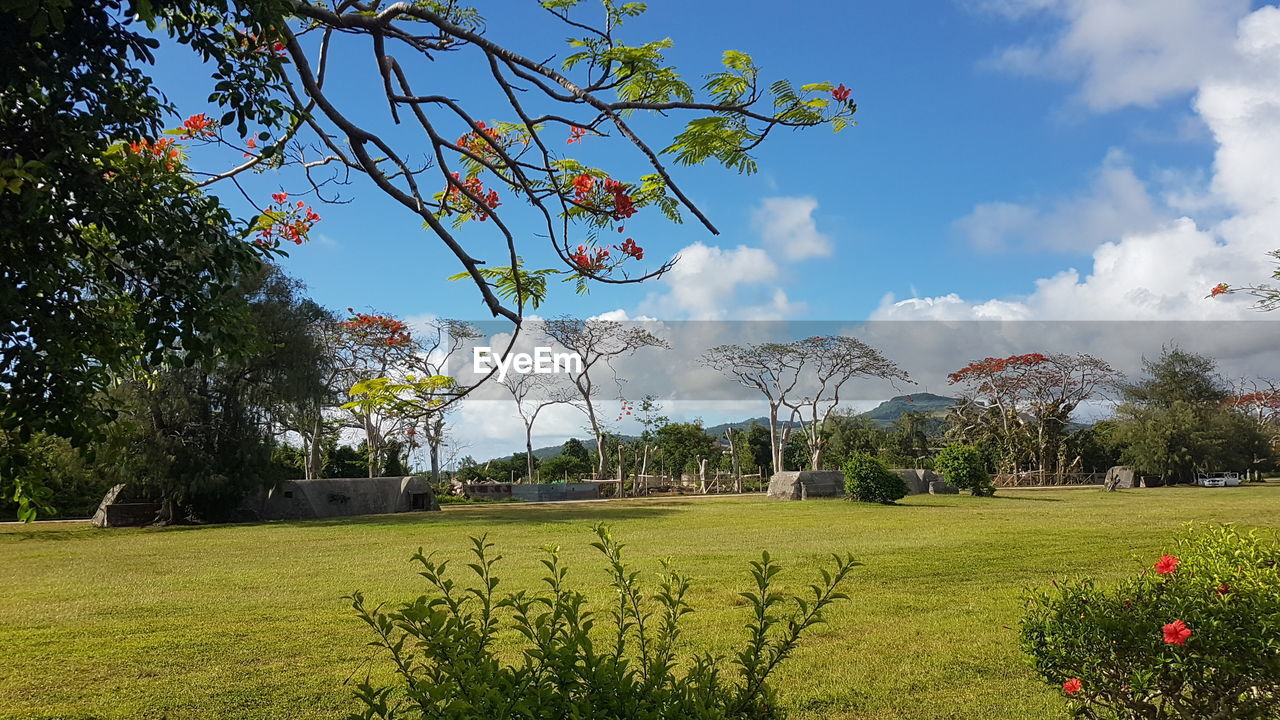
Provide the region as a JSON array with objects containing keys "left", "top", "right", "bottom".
[
  {"left": 702, "top": 417, "right": 802, "bottom": 436},
  {"left": 859, "top": 393, "right": 957, "bottom": 425},
  {"left": 496, "top": 393, "right": 960, "bottom": 462}
]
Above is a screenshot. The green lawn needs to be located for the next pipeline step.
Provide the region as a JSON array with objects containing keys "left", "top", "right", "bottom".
[{"left": 2, "top": 485, "right": 1279, "bottom": 720}]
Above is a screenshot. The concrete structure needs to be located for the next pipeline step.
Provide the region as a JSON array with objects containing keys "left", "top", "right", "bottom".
[
  {"left": 511, "top": 482, "right": 600, "bottom": 502},
  {"left": 452, "top": 481, "right": 514, "bottom": 500},
  {"left": 236, "top": 476, "right": 439, "bottom": 521},
  {"left": 892, "top": 469, "right": 946, "bottom": 495},
  {"left": 767, "top": 471, "right": 845, "bottom": 500},
  {"left": 928, "top": 479, "right": 960, "bottom": 495},
  {"left": 91, "top": 484, "right": 161, "bottom": 528},
  {"left": 1104, "top": 466, "right": 1139, "bottom": 491}
]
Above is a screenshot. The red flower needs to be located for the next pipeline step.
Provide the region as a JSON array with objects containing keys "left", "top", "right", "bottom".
[
  {"left": 567, "top": 125, "right": 587, "bottom": 144},
  {"left": 272, "top": 191, "right": 288, "bottom": 204},
  {"left": 1162, "top": 619, "right": 1192, "bottom": 645},
  {"left": 1210, "top": 282, "right": 1230, "bottom": 297},
  {"left": 181, "top": 113, "right": 216, "bottom": 138},
  {"left": 831, "top": 83, "right": 852, "bottom": 102},
  {"left": 572, "top": 173, "right": 595, "bottom": 201},
  {"left": 620, "top": 238, "right": 644, "bottom": 260},
  {"left": 1154, "top": 555, "right": 1179, "bottom": 575},
  {"left": 1062, "top": 678, "right": 1082, "bottom": 694}
]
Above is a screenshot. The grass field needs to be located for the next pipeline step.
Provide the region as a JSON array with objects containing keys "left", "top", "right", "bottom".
[{"left": 2, "top": 485, "right": 1279, "bottom": 720}]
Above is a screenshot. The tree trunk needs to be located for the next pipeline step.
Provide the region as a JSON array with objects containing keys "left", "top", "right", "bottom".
[
  {"left": 617, "top": 445, "right": 625, "bottom": 495},
  {"left": 768, "top": 404, "right": 783, "bottom": 475},
  {"left": 525, "top": 423, "right": 535, "bottom": 484},
  {"left": 725, "top": 430, "right": 742, "bottom": 493},
  {"left": 304, "top": 414, "right": 324, "bottom": 480},
  {"left": 809, "top": 435, "right": 823, "bottom": 472}
]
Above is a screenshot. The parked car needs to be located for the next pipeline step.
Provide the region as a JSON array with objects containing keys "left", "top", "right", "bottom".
[{"left": 1196, "top": 472, "right": 1240, "bottom": 487}]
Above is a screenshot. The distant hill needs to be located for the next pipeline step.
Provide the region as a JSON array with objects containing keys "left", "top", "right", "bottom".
[
  {"left": 702, "top": 416, "right": 802, "bottom": 436},
  {"left": 859, "top": 392, "right": 957, "bottom": 425},
  {"left": 497, "top": 393, "right": 959, "bottom": 462}
]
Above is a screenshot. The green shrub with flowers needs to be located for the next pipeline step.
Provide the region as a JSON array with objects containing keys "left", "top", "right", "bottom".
[{"left": 1020, "top": 524, "right": 1280, "bottom": 719}]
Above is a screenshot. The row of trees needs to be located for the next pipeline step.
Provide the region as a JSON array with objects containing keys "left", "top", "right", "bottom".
[{"left": 478, "top": 344, "right": 1278, "bottom": 489}]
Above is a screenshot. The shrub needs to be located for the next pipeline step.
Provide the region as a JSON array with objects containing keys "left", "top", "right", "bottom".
[
  {"left": 1020, "top": 524, "right": 1280, "bottom": 719},
  {"left": 843, "top": 452, "right": 908, "bottom": 504},
  {"left": 933, "top": 443, "right": 993, "bottom": 496},
  {"left": 349, "top": 525, "right": 856, "bottom": 720}
]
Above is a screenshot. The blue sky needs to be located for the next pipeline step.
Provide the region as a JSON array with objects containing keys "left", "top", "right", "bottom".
[{"left": 145, "top": 0, "right": 1274, "bottom": 325}]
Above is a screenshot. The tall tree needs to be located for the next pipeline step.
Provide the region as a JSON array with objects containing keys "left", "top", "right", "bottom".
[
  {"left": 94, "top": 264, "right": 331, "bottom": 523},
  {"left": 542, "top": 318, "right": 668, "bottom": 478},
  {"left": 782, "top": 336, "right": 909, "bottom": 470},
  {"left": 947, "top": 352, "right": 1120, "bottom": 479},
  {"left": 1111, "top": 348, "right": 1269, "bottom": 483},
  {"left": 332, "top": 310, "right": 419, "bottom": 477},
  {"left": 705, "top": 336, "right": 907, "bottom": 473},
  {"left": 501, "top": 372, "right": 575, "bottom": 483},
  {"left": 1, "top": 0, "right": 276, "bottom": 517}
]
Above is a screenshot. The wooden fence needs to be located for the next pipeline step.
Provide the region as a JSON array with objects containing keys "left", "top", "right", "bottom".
[{"left": 992, "top": 471, "right": 1105, "bottom": 487}]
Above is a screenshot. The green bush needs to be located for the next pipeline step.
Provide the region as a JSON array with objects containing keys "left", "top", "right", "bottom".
[
  {"left": 933, "top": 443, "right": 993, "bottom": 496},
  {"left": 349, "top": 526, "right": 856, "bottom": 720},
  {"left": 842, "top": 452, "right": 908, "bottom": 504},
  {"left": 1020, "top": 524, "right": 1280, "bottom": 719}
]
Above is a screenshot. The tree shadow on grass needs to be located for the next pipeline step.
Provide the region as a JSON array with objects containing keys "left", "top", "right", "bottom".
[
  {"left": 226, "top": 502, "right": 687, "bottom": 531},
  {"left": 0, "top": 529, "right": 86, "bottom": 542},
  {"left": 984, "top": 494, "right": 1064, "bottom": 503}
]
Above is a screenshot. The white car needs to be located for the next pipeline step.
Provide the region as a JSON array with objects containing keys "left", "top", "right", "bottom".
[{"left": 1196, "top": 472, "right": 1240, "bottom": 487}]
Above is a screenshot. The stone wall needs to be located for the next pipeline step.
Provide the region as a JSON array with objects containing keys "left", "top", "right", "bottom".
[
  {"left": 236, "top": 476, "right": 439, "bottom": 521},
  {"left": 91, "top": 484, "right": 162, "bottom": 528},
  {"left": 890, "top": 469, "right": 954, "bottom": 495},
  {"left": 458, "top": 482, "right": 514, "bottom": 499},
  {"left": 511, "top": 482, "right": 600, "bottom": 502},
  {"left": 766, "top": 471, "right": 845, "bottom": 500}
]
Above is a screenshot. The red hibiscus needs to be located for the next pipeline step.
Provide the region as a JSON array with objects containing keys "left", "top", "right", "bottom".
[
  {"left": 1062, "top": 678, "right": 1082, "bottom": 694},
  {"left": 831, "top": 83, "right": 852, "bottom": 102},
  {"left": 1162, "top": 619, "right": 1192, "bottom": 645},
  {"left": 1154, "top": 555, "right": 1179, "bottom": 575}
]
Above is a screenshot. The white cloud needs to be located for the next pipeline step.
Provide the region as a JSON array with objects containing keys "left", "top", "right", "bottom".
[
  {"left": 885, "top": 5, "right": 1280, "bottom": 321},
  {"left": 955, "top": 149, "right": 1167, "bottom": 252},
  {"left": 588, "top": 308, "right": 657, "bottom": 322},
  {"left": 639, "top": 242, "right": 797, "bottom": 320},
  {"left": 981, "top": 0, "right": 1252, "bottom": 111},
  {"left": 633, "top": 196, "right": 835, "bottom": 320},
  {"left": 751, "top": 196, "right": 833, "bottom": 261}
]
